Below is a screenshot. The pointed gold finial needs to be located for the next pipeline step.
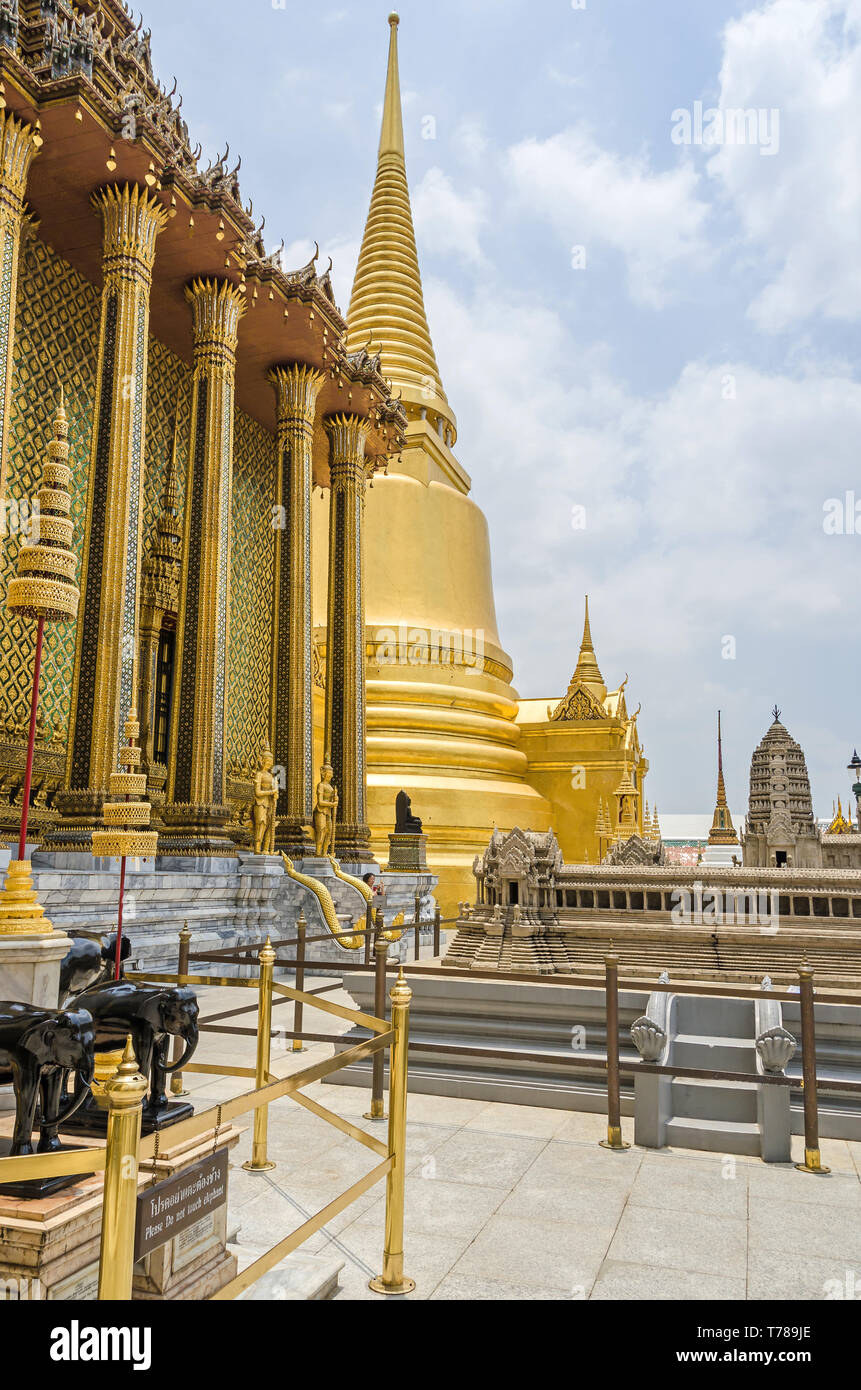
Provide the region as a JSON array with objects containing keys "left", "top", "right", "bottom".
[
  {"left": 708, "top": 709, "right": 739, "bottom": 847},
  {"left": 570, "top": 596, "right": 606, "bottom": 700},
  {"left": 380, "top": 13, "right": 404, "bottom": 160},
  {"left": 347, "top": 14, "right": 455, "bottom": 433}
]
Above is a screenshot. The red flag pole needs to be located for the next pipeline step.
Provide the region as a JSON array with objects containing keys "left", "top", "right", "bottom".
[{"left": 17, "top": 615, "right": 45, "bottom": 861}]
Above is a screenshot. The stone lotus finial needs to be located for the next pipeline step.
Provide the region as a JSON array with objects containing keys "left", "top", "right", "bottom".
[
  {"left": 630, "top": 1016, "right": 667, "bottom": 1062},
  {"left": 761, "top": 975, "right": 773, "bottom": 991},
  {"left": 658, "top": 970, "right": 670, "bottom": 985},
  {"left": 756, "top": 1026, "right": 797, "bottom": 1074}
]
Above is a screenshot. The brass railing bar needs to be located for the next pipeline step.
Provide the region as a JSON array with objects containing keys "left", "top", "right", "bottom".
[
  {"left": 288, "top": 1091, "right": 389, "bottom": 1157},
  {"left": 210, "top": 1158, "right": 393, "bottom": 1301},
  {"left": 137, "top": 1032, "right": 395, "bottom": 1159},
  {"left": 200, "top": 995, "right": 296, "bottom": 1027},
  {"left": 0, "top": 1147, "right": 106, "bottom": 1180},
  {"left": 182, "top": 1063, "right": 258, "bottom": 1078},
  {"left": 270, "top": 980, "right": 388, "bottom": 1035},
  {"left": 126, "top": 971, "right": 262, "bottom": 990},
  {"left": 404, "top": 1040, "right": 796, "bottom": 1087},
  {"left": 399, "top": 962, "right": 861, "bottom": 1004}
]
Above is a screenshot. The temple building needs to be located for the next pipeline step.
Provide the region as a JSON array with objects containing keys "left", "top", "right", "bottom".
[
  {"left": 0, "top": 5, "right": 653, "bottom": 922},
  {"left": 0, "top": 1, "right": 404, "bottom": 885}
]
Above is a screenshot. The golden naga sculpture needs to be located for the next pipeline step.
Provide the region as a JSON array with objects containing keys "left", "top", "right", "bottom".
[
  {"left": 313, "top": 760, "right": 338, "bottom": 858},
  {"left": 251, "top": 746, "right": 279, "bottom": 856},
  {"left": 280, "top": 854, "right": 362, "bottom": 951}
]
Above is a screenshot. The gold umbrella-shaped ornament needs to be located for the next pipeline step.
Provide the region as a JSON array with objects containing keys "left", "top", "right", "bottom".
[{"left": 0, "top": 389, "right": 80, "bottom": 933}]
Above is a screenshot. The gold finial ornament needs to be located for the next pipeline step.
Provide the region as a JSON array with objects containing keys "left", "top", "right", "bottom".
[
  {"left": 7, "top": 389, "right": 79, "bottom": 624},
  {"left": 571, "top": 596, "right": 606, "bottom": 701},
  {"left": 91, "top": 708, "right": 159, "bottom": 861},
  {"left": 0, "top": 389, "right": 80, "bottom": 935},
  {"left": 708, "top": 710, "right": 739, "bottom": 847}
]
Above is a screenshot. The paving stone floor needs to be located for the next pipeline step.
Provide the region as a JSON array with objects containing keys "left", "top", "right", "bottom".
[{"left": 184, "top": 983, "right": 861, "bottom": 1301}]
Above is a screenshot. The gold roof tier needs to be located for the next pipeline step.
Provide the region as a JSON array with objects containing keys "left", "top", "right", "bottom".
[{"left": 347, "top": 14, "right": 456, "bottom": 440}]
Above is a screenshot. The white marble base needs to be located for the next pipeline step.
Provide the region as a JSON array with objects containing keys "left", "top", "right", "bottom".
[
  {"left": 0, "top": 930, "right": 70, "bottom": 1007},
  {"left": 701, "top": 844, "right": 742, "bottom": 867}
]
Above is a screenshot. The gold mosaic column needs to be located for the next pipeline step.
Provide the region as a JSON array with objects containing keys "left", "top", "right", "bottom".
[
  {"left": 324, "top": 413, "right": 372, "bottom": 865},
  {"left": 0, "top": 111, "right": 40, "bottom": 507},
  {"left": 269, "top": 364, "right": 324, "bottom": 856},
  {"left": 56, "top": 184, "right": 167, "bottom": 851},
  {"left": 165, "top": 278, "right": 244, "bottom": 856}
]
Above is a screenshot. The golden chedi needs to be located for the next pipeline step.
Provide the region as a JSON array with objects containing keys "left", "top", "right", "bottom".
[
  {"left": 314, "top": 13, "right": 553, "bottom": 908},
  {"left": 0, "top": 389, "right": 79, "bottom": 934}
]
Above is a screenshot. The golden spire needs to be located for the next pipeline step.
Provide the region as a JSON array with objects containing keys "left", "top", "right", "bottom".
[
  {"left": 347, "top": 14, "right": 455, "bottom": 436},
  {"left": 571, "top": 596, "right": 607, "bottom": 701},
  {"left": 708, "top": 710, "right": 739, "bottom": 846}
]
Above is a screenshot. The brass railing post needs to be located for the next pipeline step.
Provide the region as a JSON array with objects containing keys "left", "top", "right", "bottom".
[
  {"left": 364, "top": 900, "right": 373, "bottom": 965},
  {"left": 364, "top": 909, "right": 388, "bottom": 1121},
  {"left": 98, "top": 1037, "right": 147, "bottom": 1301},
  {"left": 795, "top": 959, "right": 830, "bottom": 1175},
  {"left": 433, "top": 906, "right": 441, "bottom": 958},
  {"left": 243, "top": 937, "right": 276, "bottom": 1173},
  {"left": 600, "top": 945, "right": 630, "bottom": 1152},
  {"left": 369, "top": 968, "right": 415, "bottom": 1296},
  {"left": 171, "top": 920, "right": 192, "bottom": 1096},
  {"left": 293, "top": 912, "right": 307, "bottom": 1053}
]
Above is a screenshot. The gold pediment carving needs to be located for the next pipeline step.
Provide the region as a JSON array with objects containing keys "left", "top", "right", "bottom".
[{"left": 550, "top": 683, "right": 606, "bottom": 723}]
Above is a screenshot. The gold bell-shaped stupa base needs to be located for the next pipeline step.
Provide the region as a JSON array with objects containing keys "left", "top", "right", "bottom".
[{"left": 0, "top": 858, "right": 54, "bottom": 935}]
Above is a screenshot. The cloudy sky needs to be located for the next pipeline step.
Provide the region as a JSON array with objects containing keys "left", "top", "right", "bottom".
[{"left": 142, "top": 0, "right": 860, "bottom": 819}]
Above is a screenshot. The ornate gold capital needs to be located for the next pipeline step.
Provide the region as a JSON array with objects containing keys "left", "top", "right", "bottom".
[
  {"left": 269, "top": 363, "right": 324, "bottom": 451},
  {"left": 186, "top": 277, "right": 245, "bottom": 375},
  {"left": 92, "top": 182, "right": 168, "bottom": 288},
  {"left": 0, "top": 111, "right": 39, "bottom": 222},
  {"left": 325, "top": 412, "right": 370, "bottom": 489}
]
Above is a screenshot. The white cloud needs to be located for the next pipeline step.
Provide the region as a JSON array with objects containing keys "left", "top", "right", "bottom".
[
  {"left": 413, "top": 167, "right": 487, "bottom": 264},
  {"left": 424, "top": 274, "right": 861, "bottom": 808},
  {"left": 708, "top": 0, "right": 861, "bottom": 330},
  {"left": 507, "top": 125, "right": 711, "bottom": 306}
]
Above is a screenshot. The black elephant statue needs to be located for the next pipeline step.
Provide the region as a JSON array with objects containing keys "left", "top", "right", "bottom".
[
  {"left": 58, "top": 932, "right": 131, "bottom": 1006},
  {"left": 63, "top": 980, "right": 199, "bottom": 1134},
  {"left": 0, "top": 1003, "right": 96, "bottom": 1195}
]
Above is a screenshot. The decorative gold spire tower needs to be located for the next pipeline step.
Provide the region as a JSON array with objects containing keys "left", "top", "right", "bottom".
[
  {"left": 346, "top": 12, "right": 454, "bottom": 440},
  {"left": 570, "top": 597, "right": 607, "bottom": 701},
  {"left": 702, "top": 711, "right": 739, "bottom": 867},
  {"left": 708, "top": 710, "right": 738, "bottom": 847},
  {"left": 315, "top": 13, "right": 552, "bottom": 908}
]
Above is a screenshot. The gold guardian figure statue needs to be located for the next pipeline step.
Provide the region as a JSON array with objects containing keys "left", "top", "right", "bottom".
[
  {"left": 313, "top": 760, "right": 338, "bottom": 858},
  {"left": 252, "top": 746, "right": 279, "bottom": 856}
]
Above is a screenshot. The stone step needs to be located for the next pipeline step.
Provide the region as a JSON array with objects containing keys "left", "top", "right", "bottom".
[
  {"left": 664, "top": 1114, "right": 761, "bottom": 1157},
  {"left": 671, "top": 1077, "right": 758, "bottom": 1123},
  {"left": 229, "top": 1246, "right": 344, "bottom": 1301},
  {"left": 674, "top": 994, "right": 755, "bottom": 1038},
  {"left": 672, "top": 1033, "right": 757, "bottom": 1073}
]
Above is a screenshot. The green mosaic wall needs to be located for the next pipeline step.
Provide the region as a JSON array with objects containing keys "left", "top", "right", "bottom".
[
  {"left": 229, "top": 409, "right": 275, "bottom": 771},
  {"left": 0, "top": 234, "right": 99, "bottom": 743},
  {"left": 1, "top": 233, "right": 276, "bottom": 776}
]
